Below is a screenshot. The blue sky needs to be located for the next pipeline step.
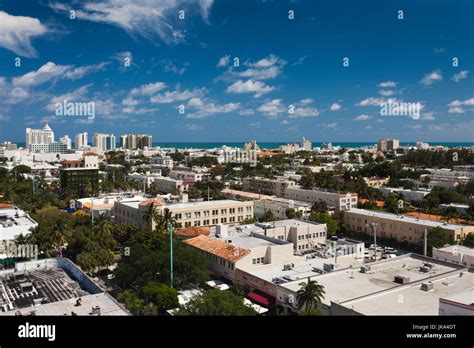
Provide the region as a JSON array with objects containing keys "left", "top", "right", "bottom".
[{"left": 0, "top": 0, "right": 473, "bottom": 143}]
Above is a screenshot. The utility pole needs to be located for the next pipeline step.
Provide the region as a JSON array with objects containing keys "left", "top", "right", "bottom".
[
  {"left": 32, "top": 175, "right": 35, "bottom": 195},
  {"left": 91, "top": 197, "right": 95, "bottom": 225},
  {"left": 424, "top": 228, "right": 427, "bottom": 256},
  {"left": 370, "top": 215, "right": 378, "bottom": 261},
  {"left": 170, "top": 222, "right": 173, "bottom": 288}
]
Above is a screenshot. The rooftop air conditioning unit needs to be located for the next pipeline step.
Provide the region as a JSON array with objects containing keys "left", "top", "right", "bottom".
[
  {"left": 360, "top": 265, "right": 371, "bottom": 273},
  {"left": 394, "top": 275, "right": 410, "bottom": 284},
  {"left": 420, "top": 282, "right": 434, "bottom": 292}
]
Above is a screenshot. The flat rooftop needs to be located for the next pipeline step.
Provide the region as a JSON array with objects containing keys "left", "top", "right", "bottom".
[
  {"left": 247, "top": 254, "right": 364, "bottom": 284},
  {"left": 167, "top": 199, "right": 250, "bottom": 210},
  {"left": 0, "top": 259, "right": 128, "bottom": 316},
  {"left": 436, "top": 244, "right": 474, "bottom": 257},
  {"left": 340, "top": 269, "right": 474, "bottom": 315},
  {"left": 280, "top": 254, "right": 464, "bottom": 307},
  {"left": 347, "top": 208, "right": 469, "bottom": 230}
]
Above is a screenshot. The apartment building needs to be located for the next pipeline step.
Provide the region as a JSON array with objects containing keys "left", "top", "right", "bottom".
[
  {"left": 113, "top": 198, "right": 254, "bottom": 229},
  {"left": 284, "top": 186, "right": 358, "bottom": 212},
  {"left": 242, "top": 176, "right": 296, "bottom": 197},
  {"left": 152, "top": 176, "right": 186, "bottom": 194},
  {"left": 92, "top": 133, "right": 116, "bottom": 152},
  {"left": 344, "top": 208, "right": 474, "bottom": 244},
  {"left": 150, "top": 156, "right": 174, "bottom": 169},
  {"left": 254, "top": 197, "right": 311, "bottom": 221},
  {"left": 363, "top": 176, "right": 390, "bottom": 188},
  {"left": 59, "top": 153, "right": 99, "bottom": 194},
  {"left": 120, "top": 134, "right": 152, "bottom": 150},
  {"left": 0, "top": 204, "right": 38, "bottom": 242},
  {"left": 428, "top": 168, "right": 474, "bottom": 188},
  {"left": 377, "top": 138, "right": 400, "bottom": 152},
  {"left": 432, "top": 244, "right": 474, "bottom": 267},
  {"left": 380, "top": 187, "right": 430, "bottom": 203},
  {"left": 169, "top": 170, "right": 209, "bottom": 184},
  {"left": 184, "top": 224, "right": 294, "bottom": 283},
  {"left": 75, "top": 132, "right": 88, "bottom": 150}
]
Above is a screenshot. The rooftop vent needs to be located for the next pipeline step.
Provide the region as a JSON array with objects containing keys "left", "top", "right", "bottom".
[
  {"left": 394, "top": 275, "right": 410, "bottom": 284},
  {"left": 360, "top": 265, "right": 371, "bottom": 273},
  {"left": 420, "top": 282, "right": 434, "bottom": 292}
]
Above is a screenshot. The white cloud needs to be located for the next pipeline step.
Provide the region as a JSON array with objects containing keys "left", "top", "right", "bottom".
[
  {"left": 64, "top": 62, "right": 109, "bottom": 80},
  {"left": 122, "top": 96, "right": 139, "bottom": 106},
  {"left": 130, "top": 82, "right": 167, "bottom": 96},
  {"left": 299, "top": 98, "right": 314, "bottom": 106},
  {"left": 452, "top": 70, "right": 469, "bottom": 83},
  {"left": 257, "top": 99, "right": 285, "bottom": 117},
  {"left": 0, "top": 11, "right": 49, "bottom": 58},
  {"left": 0, "top": 114, "right": 10, "bottom": 122},
  {"left": 448, "top": 107, "right": 465, "bottom": 114},
  {"left": 238, "top": 54, "right": 286, "bottom": 80},
  {"left": 150, "top": 87, "right": 205, "bottom": 103},
  {"left": 226, "top": 79, "right": 274, "bottom": 98},
  {"left": 292, "top": 55, "right": 309, "bottom": 66},
  {"left": 188, "top": 97, "right": 204, "bottom": 107},
  {"left": 49, "top": 0, "right": 214, "bottom": 45},
  {"left": 378, "top": 81, "right": 397, "bottom": 88},
  {"left": 357, "top": 97, "right": 386, "bottom": 106},
  {"left": 325, "top": 123, "right": 337, "bottom": 128},
  {"left": 353, "top": 114, "right": 371, "bottom": 121},
  {"left": 186, "top": 102, "right": 240, "bottom": 119},
  {"left": 46, "top": 84, "right": 92, "bottom": 112},
  {"left": 330, "top": 102, "right": 342, "bottom": 111},
  {"left": 407, "top": 124, "right": 421, "bottom": 129},
  {"left": 289, "top": 107, "right": 320, "bottom": 118},
  {"left": 420, "top": 70, "right": 443, "bottom": 85},
  {"left": 186, "top": 124, "right": 204, "bottom": 131},
  {"left": 238, "top": 109, "right": 255, "bottom": 116},
  {"left": 378, "top": 90, "right": 396, "bottom": 97},
  {"left": 217, "top": 55, "right": 230, "bottom": 68},
  {"left": 447, "top": 98, "right": 474, "bottom": 114},
  {"left": 12, "top": 62, "right": 72, "bottom": 87}
]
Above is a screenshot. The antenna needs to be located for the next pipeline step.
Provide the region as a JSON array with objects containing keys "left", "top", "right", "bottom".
[
  {"left": 370, "top": 214, "right": 378, "bottom": 261},
  {"left": 424, "top": 228, "right": 427, "bottom": 256}
]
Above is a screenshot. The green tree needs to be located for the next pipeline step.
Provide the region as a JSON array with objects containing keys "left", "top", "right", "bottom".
[
  {"left": 296, "top": 277, "right": 325, "bottom": 315},
  {"left": 427, "top": 226, "right": 451, "bottom": 255},
  {"left": 462, "top": 233, "right": 474, "bottom": 248},
  {"left": 141, "top": 282, "right": 179, "bottom": 313},
  {"left": 262, "top": 210, "right": 276, "bottom": 222},
  {"left": 177, "top": 290, "right": 256, "bottom": 316},
  {"left": 117, "top": 290, "right": 144, "bottom": 315}
]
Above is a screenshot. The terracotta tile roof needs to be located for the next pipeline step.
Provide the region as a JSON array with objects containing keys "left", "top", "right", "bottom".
[
  {"left": 404, "top": 212, "right": 473, "bottom": 225},
  {"left": 257, "top": 151, "right": 280, "bottom": 156},
  {"left": 139, "top": 198, "right": 163, "bottom": 207},
  {"left": 0, "top": 203, "right": 14, "bottom": 209},
  {"left": 184, "top": 235, "right": 250, "bottom": 262},
  {"left": 359, "top": 199, "right": 385, "bottom": 207},
  {"left": 176, "top": 226, "right": 210, "bottom": 237}
]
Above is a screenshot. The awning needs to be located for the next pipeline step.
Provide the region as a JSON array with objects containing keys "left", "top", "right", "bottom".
[{"left": 247, "top": 291, "right": 274, "bottom": 308}]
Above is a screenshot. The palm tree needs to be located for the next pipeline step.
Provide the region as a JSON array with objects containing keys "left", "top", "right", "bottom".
[
  {"left": 296, "top": 277, "right": 325, "bottom": 315},
  {"left": 154, "top": 208, "right": 178, "bottom": 233},
  {"left": 94, "top": 215, "right": 115, "bottom": 247},
  {"left": 142, "top": 203, "right": 160, "bottom": 232}
]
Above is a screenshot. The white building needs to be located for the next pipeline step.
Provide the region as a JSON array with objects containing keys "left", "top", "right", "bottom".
[
  {"left": 93, "top": 133, "right": 116, "bottom": 152},
  {"left": 75, "top": 132, "right": 88, "bottom": 150},
  {"left": 0, "top": 204, "right": 38, "bottom": 242},
  {"left": 26, "top": 124, "right": 54, "bottom": 148},
  {"left": 284, "top": 186, "right": 358, "bottom": 212},
  {"left": 59, "top": 135, "right": 72, "bottom": 150},
  {"left": 300, "top": 137, "right": 312, "bottom": 151},
  {"left": 380, "top": 187, "right": 431, "bottom": 202},
  {"left": 150, "top": 156, "right": 174, "bottom": 169},
  {"left": 432, "top": 244, "right": 474, "bottom": 267},
  {"left": 254, "top": 197, "right": 311, "bottom": 221}
]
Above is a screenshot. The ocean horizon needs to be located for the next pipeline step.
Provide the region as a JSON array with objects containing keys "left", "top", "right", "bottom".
[{"left": 13, "top": 141, "right": 474, "bottom": 150}]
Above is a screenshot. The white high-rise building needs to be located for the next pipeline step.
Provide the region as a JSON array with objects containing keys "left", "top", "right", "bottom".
[
  {"left": 59, "top": 135, "right": 72, "bottom": 150},
  {"left": 300, "top": 137, "right": 312, "bottom": 151},
  {"left": 93, "top": 133, "right": 116, "bottom": 151},
  {"left": 26, "top": 124, "right": 54, "bottom": 147},
  {"left": 75, "top": 132, "right": 88, "bottom": 150}
]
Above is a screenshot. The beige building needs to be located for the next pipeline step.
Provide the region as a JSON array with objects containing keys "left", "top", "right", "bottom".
[
  {"left": 243, "top": 176, "right": 296, "bottom": 197},
  {"left": 344, "top": 208, "right": 474, "bottom": 244},
  {"left": 362, "top": 176, "right": 390, "bottom": 188},
  {"left": 113, "top": 198, "right": 254, "bottom": 229},
  {"left": 284, "top": 186, "right": 358, "bottom": 212},
  {"left": 254, "top": 198, "right": 311, "bottom": 221}
]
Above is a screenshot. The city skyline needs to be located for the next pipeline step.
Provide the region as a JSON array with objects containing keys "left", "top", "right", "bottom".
[{"left": 0, "top": 0, "right": 473, "bottom": 143}]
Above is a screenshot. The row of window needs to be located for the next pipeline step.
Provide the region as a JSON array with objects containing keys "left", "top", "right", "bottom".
[
  {"left": 174, "top": 207, "right": 251, "bottom": 220},
  {"left": 206, "top": 252, "right": 235, "bottom": 270},
  {"left": 297, "top": 232, "right": 325, "bottom": 240},
  {"left": 252, "top": 257, "right": 264, "bottom": 265}
]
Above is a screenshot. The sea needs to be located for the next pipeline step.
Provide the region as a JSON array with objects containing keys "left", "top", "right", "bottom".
[{"left": 14, "top": 142, "right": 474, "bottom": 150}]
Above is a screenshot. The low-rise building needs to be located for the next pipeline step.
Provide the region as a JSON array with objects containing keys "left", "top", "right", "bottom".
[
  {"left": 344, "top": 208, "right": 474, "bottom": 244},
  {"left": 284, "top": 186, "right": 358, "bottom": 212},
  {"left": 254, "top": 197, "right": 311, "bottom": 221},
  {"left": 59, "top": 153, "right": 99, "bottom": 195},
  {"left": 152, "top": 176, "right": 186, "bottom": 194},
  {"left": 432, "top": 244, "right": 474, "bottom": 267},
  {"left": 0, "top": 204, "right": 38, "bottom": 241},
  {"left": 114, "top": 198, "right": 254, "bottom": 229},
  {"left": 170, "top": 170, "right": 209, "bottom": 185},
  {"left": 380, "top": 187, "right": 430, "bottom": 202},
  {"left": 242, "top": 176, "right": 296, "bottom": 197},
  {"left": 363, "top": 177, "right": 390, "bottom": 188}
]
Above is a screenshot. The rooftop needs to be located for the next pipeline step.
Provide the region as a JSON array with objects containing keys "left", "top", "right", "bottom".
[
  {"left": 176, "top": 226, "right": 210, "bottom": 238},
  {"left": 280, "top": 254, "right": 463, "bottom": 305},
  {"left": 435, "top": 244, "right": 474, "bottom": 257},
  {"left": 0, "top": 259, "right": 128, "bottom": 316},
  {"left": 348, "top": 208, "right": 470, "bottom": 230},
  {"left": 184, "top": 235, "right": 251, "bottom": 262}
]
